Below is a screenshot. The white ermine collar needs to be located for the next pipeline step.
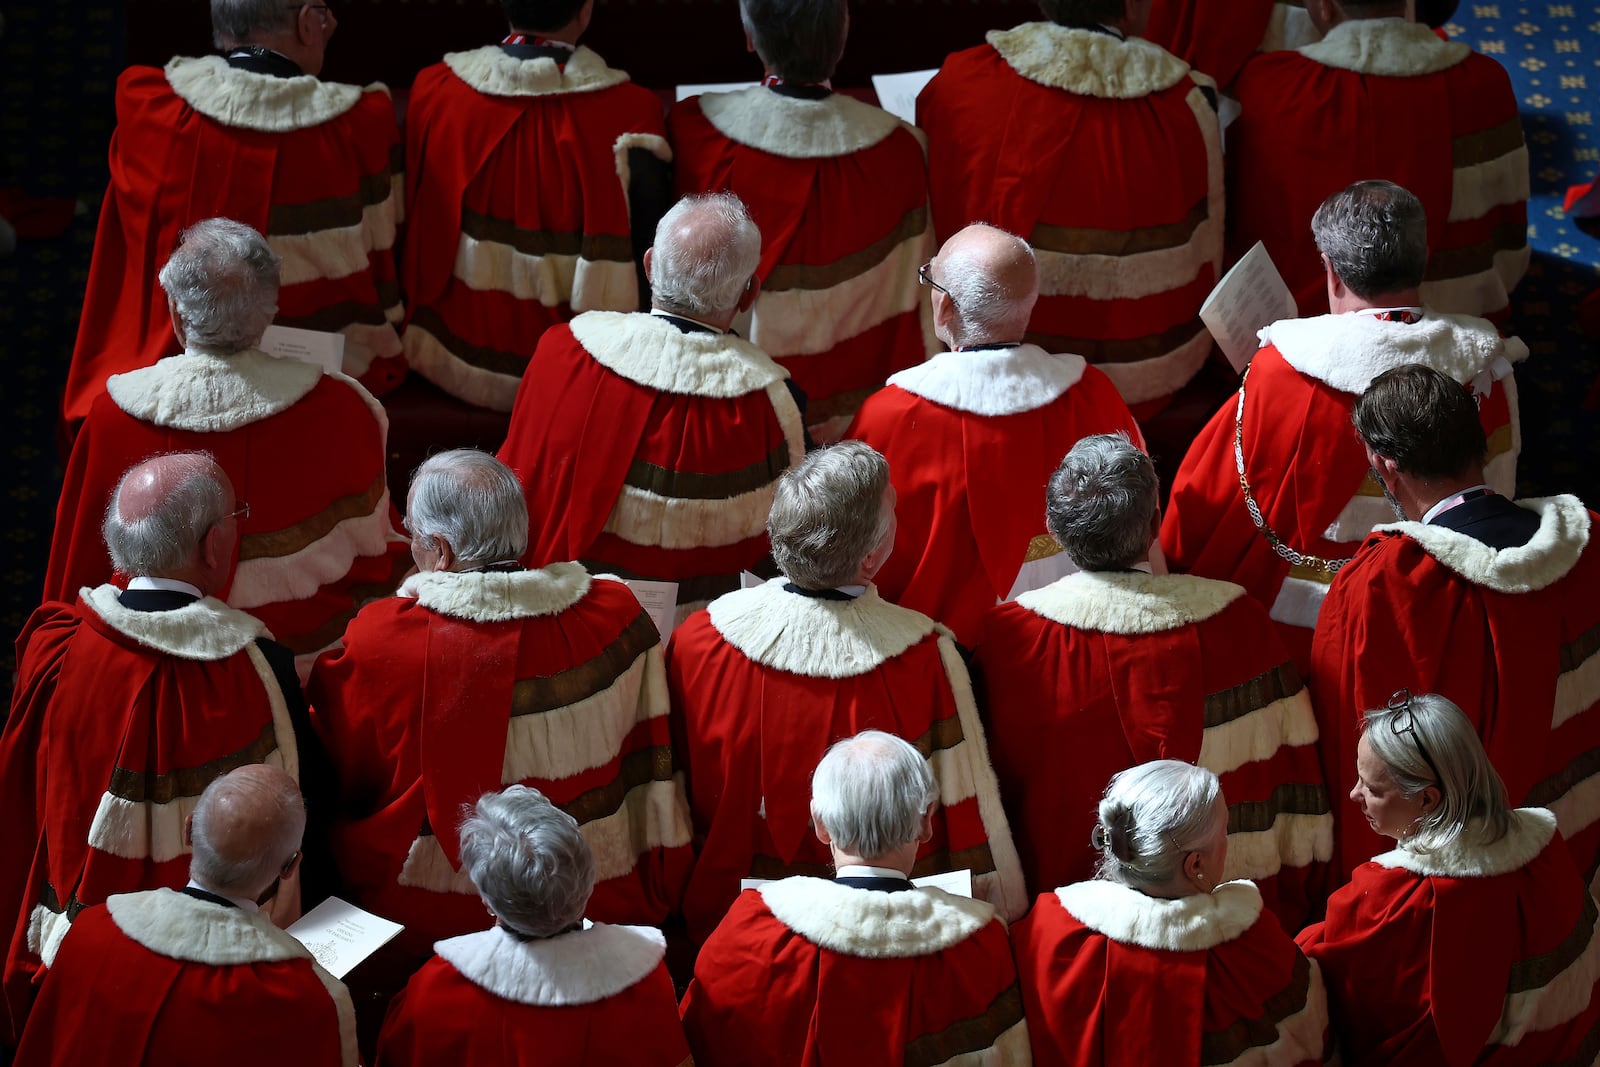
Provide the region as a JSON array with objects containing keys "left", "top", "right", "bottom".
[
  {"left": 708, "top": 579, "right": 942, "bottom": 679},
  {"left": 1377, "top": 495, "right": 1590, "bottom": 594},
  {"left": 759, "top": 878, "right": 994, "bottom": 959},
  {"left": 435, "top": 924, "right": 665, "bottom": 1006},
  {"left": 1374, "top": 807, "right": 1556, "bottom": 878},
  {"left": 165, "top": 55, "right": 378, "bottom": 132},
  {"left": 988, "top": 23, "right": 1192, "bottom": 99},
  {"left": 1263, "top": 311, "right": 1525, "bottom": 396},
  {"left": 83, "top": 584, "right": 268, "bottom": 660},
  {"left": 398, "top": 563, "right": 592, "bottom": 623},
  {"left": 887, "top": 346, "right": 1087, "bottom": 417},
  {"left": 570, "top": 311, "right": 788, "bottom": 398},
  {"left": 1057, "top": 879, "right": 1262, "bottom": 952},
  {"left": 1299, "top": 17, "right": 1469, "bottom": 76},
  {"left": 1018, "top": 571, "right": 1245, "bottom": 635},
  {"left": 106, "top": 349, "right": 325, "bottom": 432},
  {"left": 697, "top": 86, "right": 904, "bottom": 159},
  {"left": 108, "top": 888, "right": 309, "bottom": 965},
  {"left": 443, "top": 44, "right": 629, "bottom": 98}
]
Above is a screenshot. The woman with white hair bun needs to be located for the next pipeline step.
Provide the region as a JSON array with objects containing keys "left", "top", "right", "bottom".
[
  {"left": 1299, "top": 691, "right": 1600, "bottom": 1065},
  {"left": 1012, "top": 761, "right": 1330, "bottom": 1066}
]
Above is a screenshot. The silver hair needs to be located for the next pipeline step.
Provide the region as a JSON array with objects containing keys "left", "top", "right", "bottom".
[
  {"left": 102, "top": 452, "right": 228, "bottom": 577},
  {"left": 1046, "top": 433, "right": 1159, "bottom": 572},
  {"left": 407, "top": 449, "right": 529, "bottom": 568},
  {"left": 940, "top": 224, "right": 1036, "bottom": 344},
  {"left": 1093, "top": 761, "right": 1221, "bottom": 893},
  {"left": 1311, "top": 180, "right": 1428, "bottom": 299},
  {"left": 459, "top": 785, "right": 596, "bottom": 938},
  {"left": 158, "top": 217, "right": 281, "bottom": 354},
  {"left": 810, "top": 730, "right": 937, "bottom": 861},
  {"left": 738, "top": 0, "right": 848, "bottom": 82},
  {"left": 767, "top": 441, "right": 891, "bottom": 589},
  {"left": 211, "top": 0, "right": 295, "bottom": 50},
  {"left": 1363, "top": 692, "right": 1512, "bottom": 853},
  {"left": 647, "top": 193, "right": 761, "bottom": 320},
  {"left": 189, "top": 770, "right": 306, "bottom": 897}
]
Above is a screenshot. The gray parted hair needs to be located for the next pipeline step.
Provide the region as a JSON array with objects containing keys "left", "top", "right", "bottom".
[
  {"left": 158, "top": 217, "right": 281, "bottom": 354},
  {"left": 939, "top": 224, "right": 1037, "bottom": 345},
  {"left": 647, "top": 193, "right": 761, "bottom": 320},
  {"left": 459, "top": 785, "right": 596, "bottom": 938},
  {"left": 810, "top": 730, "right": 937, "bottom": 861},
  {"left": 1093, "top": 761, "right": 1221, "bottom": 893},
  {"left": 102, "top": 452, "right": 228, "bottom": 577},
  {"left": 1311, "top": 180, "right": 1428, "bottom": 299},
  {"left": 211, "top": 0, "right": 295, "bottom": 49},
  {"left": 739, "top": 0, "right": 848, "bottom": 83},
  {"left": 1363, "top": 693, "right": 1512, "bottom": 853},
  {"left": 189, "top": 769, "right": 306, "bottom": 897},
  {"left": 1046, "top": 433, "right": 1158, "bottom": 572},
  {"left": 767, "top": 440, "right": 891, "bottom": 589},
  {"left": 407, "top": 450, "right": 530, "bottom": 567}
]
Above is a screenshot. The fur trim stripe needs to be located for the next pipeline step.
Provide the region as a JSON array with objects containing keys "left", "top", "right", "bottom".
[
  {"left": 504, "top": 649, "right": 663, "bottom": 781},
  {"left": 570, "top": 311, "right": 789, "bottom": 397},
  {"left": 1262, "top": 311, "right": 1516, "bottom": 396},
  {"left": 697, "top": 86, "right": 903, "bottom": 159},
  {"left": 887, "top": 346, "right": 1087, "bottom": 417},
  {"left": 268, "top": 198, "right": 399, "bottom": 288},
  {"left": 26, "top": 905, "right": 72, "bottom": 968},
  {"left": 1209, "top": 958, "right": 1330, "bottom": 1067},
  {"left": 602, "top": 479, "right": 776, "bottom": 550},
  {"left": 910, "top": 984, "right": 1028, "bottom": 1066},
  {"left": 164, "top": 55, "right": 374, "bottom": 131},
  {"left": 1491, "top": 896, "right": 1600, "bottom": 1044},
  {"left": 1546, "top": 771, "right": 1600, "bottom": 842},
  {"left": 1018, "top": 571, "right": 1245, "bottom": 635},
  {"left": 1198, "top": 688, "right": 1320, "bottom": 778},
  {"left": 107, "top": 350, "right": 323, "bottom": 431},
  {"left": 402, "top": 319, "right": 520, "bottom": 411},
  {"left": 1554, "top": 637, "right": 1600, "bottom": 731},
  {"left": 1451, "top": 143, "right": 1530, "bottom": 223},
  {"left": 229, "top": 495, "right": 397, "bottom": 611},
  {"left": 1268, "top": 573, "right": 1329, "bottom": 631},
  {"left": 707, "top": 580, "right": 941, "bottom": 678},
  {"left": 400, "top": 564, "right": 592, "bottom": 623},
  {"left": 758, "top": 878, "right": 996, "bottom": 958},
  {"left": 436, "top": 924, "right": 666, "bottom": 1007},
  {"left": 1056, "top": 879, "right": 1264, "bottom": 952},
  {"left": 1222, "top": 812, "right": 1336, "bottom": 883},
  {"left": 87, "top": 750, "right": 292, "bottom": 862},
  {"left": 1297, "top": 17, "right": 1470, "bottom": 76},
  {"left": 442, "top": 44, "right": 629, "bottom": 98},
  {"left": 1419, "top": 246, "right": 1531, "bottom": 318},
  {"left": 1373, "top": 807, "right": 1556, "bottom": 877},
  {"left": 81, "top": 584, "right": 267, "bottom": 659},
  {"left": 1091, "top": 322, "right": 1214, "bottom": 406},
  {"left": 987, "top": 23, "right": 1191, "bottom": 98},
  {"left": 450, "top": 230, "right": 639, "bottom": 311},
  {"left": 1376, "top": 496, "right": 1590, "bottom": 595}
]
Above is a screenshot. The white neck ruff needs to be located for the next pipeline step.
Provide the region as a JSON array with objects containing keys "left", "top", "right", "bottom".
[
  {"left": 987, "top": 23, "right": 1194, "bottom": 99},
  {"left": 442, "top": 44, "right": 629, "bottom": 98},
  {"left": 569, "top": 312, "right": 788, "bottom": 398},
  {"left": 82, "top": 583, "right": 268, "bottom": 660},
  {"left": 1376, "top": 495, "right": 1590, "bottom": 594},
  {"left": 1262, "top": 311, "right": 1525, "bottom": 396},
  {"left": 886, "top": 345, "right": 1087, "bottom": 417},
  {"left": 758, "top": 877, "right": 995, "bottom": 958},
  {"left": 165, "top": 55, "right": 378, "bottom": 132},
  {"left": 434, "top": 924, "right": 666, "bottom": 1006},
  {"left": 398, "top": 563, "right": 592, "bottom": 623},
  {"left": 106, "top": 350, "right": 327, "bottom": 432},
  {"left": 108, "top": 888, "right": 309, "bottom": 965},
  {"left": 1056, "top": 879, "right": 1263, "bottom": 952},
  {"left": 697, "top": 86, "right": 906, "bottom": 159},
  {"left": 1373, "top": 807, "right": 1556, "bottom": 878},
  {"left": 707, "top": 579, "right": 942, "bottom": 679},
  {"left": 1017, "top": 571, "right": 1245, "bottom": 635},
  {"left": 1298, "top": 17, "right": 1470, "bottom": 76}
]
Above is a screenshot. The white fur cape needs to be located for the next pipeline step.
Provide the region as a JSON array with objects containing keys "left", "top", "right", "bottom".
[
  {"left": 697, "top": 86, "right": 907, "bottom": 160},
  {"left": 1017, "top": 571, "right": 1245, "bottom": 636},
  {"left": 1373, "top": 807, "right": 1556, "bottom": 878},
  {"left": 1299, "top": 17, "right": 1469, "bottom": 77},
  {"left": 758, "top": 878, "right": 996, "bottom": 959},
  {"left": 165, "top": 54, "right": 383, "bottom": 132},
  {"left": 443, "top": 44, "right": 628, "bottom": 98},
  {"left": 1262, "top": 311, "right": 1526, "bottom": 396},
  {"left": 987, "top": 23, "right": 1196, "bottom": 98},
  {"left": 1377, "top": 495, "right": 1590, "bottom": 595},
  {"left": 106, "top": 349, "right": 355, "bottom": 432},
  {"left": 398, "top": 564, "right": 592, "bottom": 624},
  {"left": 570, "top": 311, "right": 788, "bottom": 398},
  {"left": 81, "top": 584, "right": 269, "bottom": 660},
  {"left": 1057, "top": 879, "right": 1263, "bottom": 951},
  {"left": 435, "top": 923, "right": 665, "bottom": 1006},
  {"left": 886, "top": 345, "right": 1087, "bottom": 417}
]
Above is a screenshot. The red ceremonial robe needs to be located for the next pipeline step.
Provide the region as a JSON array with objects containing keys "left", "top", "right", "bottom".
[
  {"left": 498, "top": 312, "right": 805, "bottom": 620},
  {"left": 42, "top": 350, "right": 406, "bottom": 670},
  {"left": 0, "top": 587, "right": 300, "bottom": 1048},
  {"left": 669, "top": 86, "right": 935, "bottom": 438},
  {"left": 1014, "top": 880, "right": 1330, "bottom": 1066},
  {"left": 1310, "top": 496, "right": 1600, "bottom": 882},
  {"left": 845, "top": 345, "right": 1145, "bottom": 646},
  {"left": 65, "top": 55, "right": 405, "bottom": 424},
  {"left": 918, "top": 24, "right": 1222, "bottom": 413},
  {"left": 1228, "top": 19, "right": 1529, "bottom": 320},
  {"left": 1162, "top": 310, "right": 1524, "bottom": 675},
  {"left": 308, "top": 565, "right": 690, "bottom": 954},
  {"left": 1299, "top": 809, "right": 1600, "bottom": 1067},
  {"left": 666, "top": 580, "right": 1028, "bottom": 943},
  {"left": 1144, "top": 0, "right": 1319, "bottom": 88},
  {"left": 402, "top": 45, "right": 670, "bottom": 411},
  {"left": 14, "top": 889, "right": 356, "bottom": 1066},
  {"left": 681, "top": 879, "right": 1029, "bottom": 1065},
  {"left": 377, "top": 923, "right": 689, "bottom": 1066},
  {"left": 976, "top": 572, "right": 1332, "bottom": 931}
]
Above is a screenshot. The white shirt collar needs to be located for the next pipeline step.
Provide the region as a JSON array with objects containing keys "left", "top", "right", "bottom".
[
  {"left": 650, "top": 308, "right": 727, "bottom": 335},
  {"left": 185, "top": 879, "right": 261, "bottom": 914},
  {"left": 126, "top": 576, "right": 205, "bottom": 599},
  {"left": 835, "top": 865, "right": 912, "bottom": 882},
  {"left": 1422, "top": 484, "right": 1492, "bottom": 525}
]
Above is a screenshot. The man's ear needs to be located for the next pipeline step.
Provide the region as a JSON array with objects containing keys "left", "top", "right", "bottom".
[
  {"left": 293, "top": 3, "right": 317, "bottom": 45},
  {"left": 918, "top": 808, "right": 934, "bottom": 844},
  {"left": 184, "top": 813, "right": 195, "bottom": 847},
  {"left": 642, "top": 246, "right": 654, "bottom": 279},
  {"left": 737, "top": 274, "right": 761, "bottom": 313},
  {"left": 200, "top": 521, "right": 229, "bottom": 571},
  {"left": 812, "top": 812, "right": 833, "bottom": 847}
]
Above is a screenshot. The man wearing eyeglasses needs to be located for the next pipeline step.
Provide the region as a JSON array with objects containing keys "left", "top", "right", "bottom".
[{"left": 62, "top": 0, "right": 407, "bottom": 431}]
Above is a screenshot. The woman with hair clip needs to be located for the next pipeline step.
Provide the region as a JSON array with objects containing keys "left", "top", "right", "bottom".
[
  {"left": 1300, "top": 691, "right": 1600, "bottom": 1065},
  {"left": 1011, "top": 760, "right": 1330, "bottom": 1066}
]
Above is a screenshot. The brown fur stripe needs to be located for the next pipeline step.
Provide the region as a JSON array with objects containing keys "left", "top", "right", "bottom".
[
  {"left": 267, "top": 168, "right": 396, "bottom": 236},
  {"left": 1025, "top": 316, "right": 1207, "bottom": 366},
  {"left": 1452, "top": 118, "right": 1526, "bottom": 168},
  {"left": 1031, "top": 197, "right": 1208, "bottom": 257},
  {"left": 1204, "top": 662, "right": 1306, "bottom": 729},
  {"left": 106, "top": 723, "right": 279, "bottom": 804},
  {"left": 1507, "top": 892, "right": 1598, "bottom": 994},
  {"left": 408, "top": 305, "right": 530, "bottom": 377},
  {"left": 1424, "top": 223, "right": 1532, "bottom": 282},
  {"left": 510, "top": 610, "right": 659, "bottom": 717},
  {"left": 763, "top": 204, "right": 927, "bottom": 293},
  {"left": 1228, "top": 782, "right": 1332, "bottom": 834},
  {"left": 460, "top": 208, "right": 633, "bottom": 263},
  {"left": 903, "top": 982, "right": 1025, "bottom": 1067},
  {"left": 239, "top": 471, "right": 386, "bottom": 561},
  {"left": 623, "top": 440, "right": 790, "bottom": 500},
  {"left": 1199, "top": 952, "right": 1313, "bottom": 1065}
]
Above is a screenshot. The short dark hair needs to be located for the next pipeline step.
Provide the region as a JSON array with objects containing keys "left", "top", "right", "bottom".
[
  {"left": 1037, "top": 0, "right": 1124, "bottom": 24},
  {"left": 1311, "top": 180, "right": 1428, "bottom": 299},
  {"left": 1353, "top": 364, "right": 1487, "bottom": 480},
  {"left": 738, "top": 0, "right": 848, "bottom": 83},
  {"left": 1045, "top": 433, "right": 1159, "bottom": 572},
  {"left": 501, "top": 0, "right": 587, "bottom": 33}
]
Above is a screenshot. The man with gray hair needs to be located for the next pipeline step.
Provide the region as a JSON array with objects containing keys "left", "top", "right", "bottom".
[
  {"left": 44, "top": 217, "right": 407, "bottom": 674},
  {"left": 682, "top": 730, "right": 1029, "bottom": 1063},
  {"left": 667, "top": 441, "right": 1026, "bottom": 945},
  {"left": 14, "top": 766, "right": 357, "bottom": 1066},
  {"left": 3, "top": 452, "right": 314, "bottom": 1049},
  {"left": 64, "top": 0, "right": 405, "bottom": 426},
  {"left": 847, "top": 222, "right": 1144, "bottom": 645},
  {"left": 499, "top": 192, "right": 805, "bottom": 623},
  {"left": 974, "top": 433, "right": 1332, "bottom": 931},
  {"left": 1163, "top": 179, "right": 1526, "bottom": 675},
  {"left": 669, "top": 0, "right": 936, "bottom": 440}
]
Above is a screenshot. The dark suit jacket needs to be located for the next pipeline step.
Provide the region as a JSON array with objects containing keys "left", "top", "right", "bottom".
[{"left": 1428, "top": 492, "right": 1540, "bottom": 550}]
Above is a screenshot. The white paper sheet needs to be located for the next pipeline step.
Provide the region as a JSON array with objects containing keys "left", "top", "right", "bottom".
[
  {"left": 740, "top": 869, "right": 973, "bottom": 897},
  {"left": 623, "top": 578, "right": 680, "bottom": 641},
  {"left": 259, "top": 325, "right": 344, "bottom": 375},
  {"left": 675, "top": 80, "right": 759, "bottom": 101},
  {"left": 1199, "top": 241, "right": 1298, "bottom": 373},
  {"left": 870, "top": 69, "right": 937, "bottom": 125},
  {"left": 285, "top": 896, "right": 403, "bottom": 979}
]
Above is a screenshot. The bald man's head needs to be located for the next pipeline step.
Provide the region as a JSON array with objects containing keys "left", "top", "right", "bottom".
[
  {"left": 102, "top": 452, "right": 237, "bottom": 590},
  {"left": 646, "top": 192, "right": 762, "bottom": 323},
  {"left": 189, "top": 764, "right": 305, "bottom": 899},
  {"left": 930, "top": 224, "right": 1039, "bottom": 348}
]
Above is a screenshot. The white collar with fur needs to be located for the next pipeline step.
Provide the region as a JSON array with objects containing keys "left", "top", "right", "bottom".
[
  {"left": 1299, "top": 17, "right": 1469, "bottom": 76},
  {"left": 570, "top": 311, "right": 788, "bottom": 398},
  {"left": 1378, "top": 496, "right": 1590, "bottom": 594},
  {"left": 886, "top": 345, "right": 1087, "bottom": 417},
  {"left": 165, "top": 55, "right": 380, "bottom": 133},
  {"left": 708, "top": 579, "right": 942, "bottom": 679},
  {"left": 1262, "top": 311, "right": 1524, "bottom": 395},
  {"left": 398, "top": 563, "right": 591, "bottom": 623},
  {"left": 1374, "top": 807, "right": 1556, "bottom": 878},
  {"left": 106, "top": 349, "right": 326, "bottom": 433},
  {"left": 443, "top": 44, "right": 629, "bottom": 98},
  {"left": 83, "top": 583, "right": 268, "bottom": 660},
  {"left": 434, "top": 924, "right": 665, "bottom": 1007},
  {"left": 758, "top": 877, "right": 995, "bottom": 959},
  {"left": 987, "top": 23, "right": 1192, "bottom": 98},
  {"left": 1056, "top": 879, "right": 1263, "bottom": 952},
  {"left": 697, "top": 86, "right": 904, "bottom": 159},
  {"left": 1017, "top": 571, "right": 1245, "bottom": 636},
  {"left": 108, "top": 888, "right": 310, "bottom": 965}
]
